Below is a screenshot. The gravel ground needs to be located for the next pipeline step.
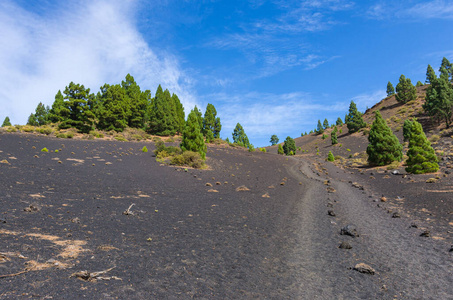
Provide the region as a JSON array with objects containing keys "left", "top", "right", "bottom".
[{"left": 0, "top": 132, "right": 452, "bottom": 299}]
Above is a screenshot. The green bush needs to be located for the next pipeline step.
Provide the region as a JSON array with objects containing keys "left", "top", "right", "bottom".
[
  {"left": 115, "top": 136, "right": 127, "bottom": 142},
  {"left": 170, "top": 151, "right": 205, "bottom": 168},
  {"left": 259, "top": 147, "right": 266, "bottom": 153},
  {"left": 41, "top": 147, "right": 49, "bottom": 152},
  {"left": 56, "top": 133, "right": 66, "bottom": 138},
  {"left": 66, "top": 132, "right": 74, "bottom": 138},
  {"left": 142, "top": 146, "right": 148, "bottom": 153}
]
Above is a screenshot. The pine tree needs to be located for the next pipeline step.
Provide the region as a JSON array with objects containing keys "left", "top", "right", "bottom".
[
  {"left": 395, "top": 75, "right": 417, "bottom": 103},
  {"left": 336, "top": 117, "right": 343, "bottom": 126},
  {"left": 416, "top": 81, "right": 424, "bottom": 87},
  {"left": 27, "top": 113, "right": 38, "bottom": 126},
  {"left": 96, "top": 84, "right": 129, "bottom": 132},
  {"left": 316, "top": 119, "right": 324, "bottom": 134},
  {"left": 426, "top": 64, "right": 436, "bottom": 84},
  {"left": 148, "top": 85, "right": 176, "bottom": 135},
  {"left": 203, "top": 103, "right": 220, "bottom": 142},
  {"left": 180, "top": 108, "right": 207, "bottom": 159},
  {"left": 327, "top": 151, "right": 335, "bottom": 162},
  {"left": 121, "top": 74, "right": 147, "bottom": 129},
  {"left": 270, "top": 134, "right": 279, "bottom": 145},
  {"left": 405, "top": 120, "right": 439, "bottom": 174},
  {"left": 366, "top": 111, "right": 402, "bottom": 166},
  {"left": 323, "top": 118, "right": 329, "bottom": 130},
  {"left": 331, "top": 127, "right": 338, "bottom": 145},
  {"left": 283, "top": 136, "right": 296, "bottom": 155},
  {"left": 403, "top": 118, "right": 414, "bottom": 142},
  {"left": 423, "top": 67, "right": 453, "bottom": 128},
  {"left": 440, "top": 57, "right": 452, "bottom": 82},
  {"left": 59, "top": 82, "right": 96, "bottom": 133},
  {"left": 232, "top": 123, "right": 250, "bottom": 148},
  {"left": 277, "top": 144, "right": 284, "bottom": 155},
  {"left": 2, "top": 116, "right": 11, "bottom": 127},
  {"left": 193, "top": 105, "right": 203, "bottom": 132},
  {"left": 172, "top": 94, "right": 185, "bottom": 133},
  {"left": 345, "top": 100, "right": 366, "bottom": 133},
  {"left": 49, "top": 90, "right": 65, "bottom": 123},
  {"left": 34, "top": 102, "right": 49, "bottom": 126},
  {"left": 386, "top": 81, "right": 395, "bottom": 96}
]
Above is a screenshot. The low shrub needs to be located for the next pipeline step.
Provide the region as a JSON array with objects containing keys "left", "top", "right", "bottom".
[
  {"left": 429, "top": 135, "right": 440, "bottom": 143},
  {"left": 386, "top": 161, "right": 400, "bottom": 170},
  {"left": 170, "top": 151, "right": 205, "bottom": 168},
  {"left": 115, "top": 136, "right": 127, "bottom": 142},
  {"left": 56, "top": 133, "right": 66, "bottom": 138},
  {"left": 142, "top": 146, "right": 148, "bottom": 153},
  {"left": 41, "top": 147, "right": 49, "bottom": 152}
]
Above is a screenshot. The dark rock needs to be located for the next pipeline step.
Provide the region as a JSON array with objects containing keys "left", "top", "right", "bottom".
[
  {"left": 328, "top": 210, "right": 336, "bottom": 217},
  {"left": 340, "top": 225, "right": 359, "bottom": 237},
  {"left": 353, "top": 263, "right": 375, "bottom": 275},
  {"left": 339, "top": 241, "right": 352, "bottom": 249},
  {"left": 327, "top": 202, "right": 333, "bottom": 208},
  {"left": 0, "top": 218, "right": 6, "bottom": 223},
  {"left": 410, "top": 223, "right": 418, "bottom": 228},
  {"left": 449, "top": 245, "right": 453, "bottom": 252},
  {"left": 420, "top": 230, "right": 430, "bottom": 237},
  {"left": 392, "top": 212, "right": 401, "bottom": 218},
  {"left": 445, "top": 170, "right": 451, "bottom": 175},
  {"left": 370, "top": 172, "right": 374, "bottom": 175}
]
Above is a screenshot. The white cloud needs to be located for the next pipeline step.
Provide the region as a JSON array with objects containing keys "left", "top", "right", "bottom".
[
  {"left": 0, "top": 0, "right": 197, "bottom": 124},
  {"left": 366, "top": 1, "right": 453, "bottom": 20},
  {"left": 204, "top": 91, "right": 350, "bottom": 146}
]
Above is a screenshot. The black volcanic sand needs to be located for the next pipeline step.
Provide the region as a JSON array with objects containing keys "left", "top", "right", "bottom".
[{"left": 1, "top": 133, "right": 452, "bottom": 299}]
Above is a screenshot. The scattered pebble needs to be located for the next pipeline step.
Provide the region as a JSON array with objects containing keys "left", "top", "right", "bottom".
[
  {"left": 340, "top": 225, "right": 359, "bottom": 237},
  {"left": 420, "top": 230, "right": 430, "bottom": 237},
  {"left": 392, "top": 212, "right": 401, "bottom": 218},
  {"left": 328, "top": 210, "right": 336, "bottom": 216},
  {"left": 354, "top": 263, "right": 375, "bottom": 275},
  {"left": 339, "top": 241, "right": 352, "bottom": 249}
]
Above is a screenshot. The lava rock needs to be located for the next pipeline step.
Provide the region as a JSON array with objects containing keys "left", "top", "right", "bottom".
[
  {"left": 392, "top": 212, "right": 401, "bottom": 218},
  {"left": 340, "top": 225, "right": 359, "bottom": 237},
  {"left": 449, "top": 245, "right": 453, "bottom": 252},
  {"left": 420, "top": 230, "right": 430, "bottom": 237},
  {"left": 328, "top": 210, "right": 336, "bottom": 216},
  {"left": 353, "top": 263, "right": 375, "bottom": 275},
  {"left": 0, "top": 218, "right": 6, "bottom": 223},
  {"left": 339, "top": 241, "right": 352, "bottom": 249}
]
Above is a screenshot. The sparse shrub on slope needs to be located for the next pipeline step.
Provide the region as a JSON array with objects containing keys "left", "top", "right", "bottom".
[
  {"left": 405, "top": 120, "right": 439, "bottom": 174},
  {"left": 366, "top": 111, "right": 402, "bottom": 166},
  {"left": 278, "top": 144, "right": 284, "bottom": 155}
]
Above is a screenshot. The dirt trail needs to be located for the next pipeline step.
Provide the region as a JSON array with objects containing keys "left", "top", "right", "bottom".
[{"left": 287, "top": 157, "right": 453, "bottom": 299}]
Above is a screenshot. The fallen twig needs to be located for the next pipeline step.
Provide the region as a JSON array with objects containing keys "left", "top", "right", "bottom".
[
  {"left": 123, "top": 203, "right": 135, "bottom": 215},
  {"left": 71, "top": 266, "right": 121, "bottom": 281}
]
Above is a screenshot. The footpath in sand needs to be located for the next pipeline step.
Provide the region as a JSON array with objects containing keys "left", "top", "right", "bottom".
[{"left": 0, "top": 132, "right": 452, "bottom": 298}]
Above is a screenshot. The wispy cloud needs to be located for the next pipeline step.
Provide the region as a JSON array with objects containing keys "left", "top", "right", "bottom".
[
  {"left": 366, "top": 1, "right": 453, "bottom": 20},
  {"left": 204, "top": 91, "right": 351, "bottom": 145},
  {"left": 206, "top": 1, "right": 354, "bottom": 80},
  {"left": 351, "top": 90, "right": 387, "bottom": 112},
  {"left": 0, "top": 0, "right": 197, "bottom": 124}
]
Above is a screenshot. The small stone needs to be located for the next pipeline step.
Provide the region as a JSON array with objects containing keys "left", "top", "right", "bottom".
[
  {"left": 420, "top": 230, "right": 430, "bottom": 237},
  {"left": 0, "top": 218, "right": 6, "bottom": 223},
  {"left": 445, "top": 170, "right": 451, "bottom": 175},
  {"left": 391, "top": 170, "right": 400, "bottom": 175},
  {"left": 339, "top": 241, "right": 352, "bottom": 249},
  {"left": 327, "top": 202, "right": 333, "bottom": 208},
  {"left": 215, "top": 182, "right": 221, "bottom": 185},
  {"left": 380, "top": 196, "right": 387, "bottom": 202},
  {"left": 353, "top": 263, "right": 375, "bottom": 275},
  {"left": 392, "top": 212, "right": 401, "bottom": 218},
  {"left": 410, "top": 223, "right": 418, "bottom": 228},
  {"left": 328, "top": 210, "right": 336, "bottom": 216},
  {"left": 449, "top": 245, "right": 453, "bottom": 252},
  {"left": 205, "top": 183, "right": 213, "bottom": 187},
  {"left": 340, "top": 225, "right": 359, "bottom": 237}
]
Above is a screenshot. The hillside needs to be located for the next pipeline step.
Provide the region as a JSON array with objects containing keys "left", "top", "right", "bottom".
[{"left": 267, "top": 85, "right": 453, "bottom": 172}]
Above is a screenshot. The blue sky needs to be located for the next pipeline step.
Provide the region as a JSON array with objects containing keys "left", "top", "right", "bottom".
[{"left": 1, "top": 0, "right": 453, "bottom": 146}]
